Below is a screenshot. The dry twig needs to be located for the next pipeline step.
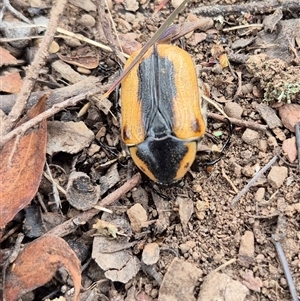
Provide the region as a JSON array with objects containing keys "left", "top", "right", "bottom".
[
  {"left": 272, "top": 214, "right": 298, "bottom": 301},
  {"left": 207, "top": 112, "right": 268, "bottom": 132},
  {"left": 0, "top": 77, "right": 103, "bottom": 114},
  {"left": 0, "top": 0, "right": 31, "bottom": 24},
  {"left": 2, "top": 0, "right": 68, "bottom": 135},
  {"left": 231, "top": 154, "right": 279, "bottom": 206},
  {"left": 0, "top": 84, "right": 108, "bottom": 149},
  {"left": 295, "top": 123, "right": 300, "bottom": 169},
  {"left": 221, "top": 167, "right": 238, "bottom": 193},
  {"left": 2, "top": 233, "right": 24, "bottom": 301},
  {"left": 192, "top": 0, "right": 300, "bottom": 16},
  {"left": 46, "top": 173, "right": 141, "bottom": 237}
]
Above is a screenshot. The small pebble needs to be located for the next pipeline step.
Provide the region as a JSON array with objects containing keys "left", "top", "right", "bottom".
[
  {"left": 282, "top": 137, "right": 297, "bottom": 163},
  {"left": 150, "top": 289, "right": 158, "bottom": 299},
  {"left": 88, "top": 143, "right": 100, "bottom": 156},
  {"left": 255, "top": 187, "right": 265, "bottom": 202},
  {"left": 256, "top": 254, "right": 265, "bottom": 264},
  {"left": 224, "top": 102, "right": 244, "bottom": 119},
  {"left": 239, "top": 231, "right": 255, "bottom": 265},
  {"left": 242, "top": 165, "right": 255, "bottom": 177},
  {"left": 142, "top": 242, "right": 160, "bottom": 265},
  {"left": 267, "top": 136, "right": 278, "bottom": 147},
  {"left": 124, "top": 0, "right": 139, "bottom": 12},
  {"left": 179, "top": 241, "right": 196, "bottom": 254},
  {"left": 258, "top": 140, "right": 268, "bottom": 152},
  {"left": 242, "top": 129, "right": 260, "bottom": 146},
  {"left": 77, "top": 66, "right": 91, "bottom": 75},
  {"left": 125, "top": 12, "right": 135, "bottom": 23},
  {"left": 127, "top": 203, "right": 147, "bottom": 232},
  {"left": 79, "top": 14, "right": 96, "bottom": 27},
  {"left": 171, "top": 0, "right": 184, "bottom": 9},
  {"left": 256, "top": 103, "right": 282, "bottom": 129},
  {"left": 267, "top": 166, "right": 288, "bottom": 188}
]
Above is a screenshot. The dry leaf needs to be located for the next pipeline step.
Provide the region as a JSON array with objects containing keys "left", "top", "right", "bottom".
[
  {"left": 0, "top": 72, "right": 23, "bottom": 93},
  {"left": 5, "top": 235, "right": 81, "bottom": 301},
  {"left": 219, "top": 53, "right": 229, "bottom": 68},
  {"left": 278, "top": 104, "right": 300, "bottom": 132},
  {"left": 0, "top": 95, "right": 47, "bottom": 228},
  {"left": 93, "top": 219, "right": 118, "bottom": 238},
  {"left": 211, "top": 44, "right": 225, "bottom": 59},
  {"left": 0, "top": 46, "right": 18, "bottom": 66},
  {"left": 46, "top": 121, "right": 94, "bottom": 156},
  {"left": 57, "top": 51, "right": 99, "bottom": 70},
  {"left": 66, "top": 171, "right": 100, "bottom": 211}
]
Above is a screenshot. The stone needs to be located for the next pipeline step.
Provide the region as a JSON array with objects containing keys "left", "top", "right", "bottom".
[
  {"left": 142, "top": 243, "right": 160, "bottom": 265},
  {"left": 282, "top": 137, "right": 297, "bottom": 163},
  {"left": 78, "top": 14, "right": 96, "bottom": 27},
  {"left": 224, "top": 102, "right": 244, "bottom": 119},
  {"left": 127, "top": 203, "right": 148, "bottom": 232},
  {"left": 179, "top": 241, "right": 196, "bottom": 254},
  {"left": 255, "top": 103, "right": 282, "bottom": 129},
  {"left": 239, "top": 231, "right": 255, "bottom": 265},
  {"left": 198, "top": 272, "right": 249, "bottom": 301},
  {"left": 158, "top": 258, "right": 201, "bottom": 301},
  {"left": 254, "top": 187, "right": 265, "bottom": 202},
  {"left": 242, "top": 129, "right": 260, "bottom": 146},
  {"left": 267, "top": 166, "right": 288, "bottom": 188}
]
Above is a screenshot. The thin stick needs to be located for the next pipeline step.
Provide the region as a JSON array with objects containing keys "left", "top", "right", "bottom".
[
  {"left": 223, "top": 24, "right": 264, "bottom": 32},
  {"left": 295, "top": 123, "right": 300, "bottom": 169},
  {"left": 192, "top": 0, "right": 300, "bottom": 16},
  {"left": 233, "top": 71, "right": 242, "bottom": 100},
  {"left": 247, "top": 212, "right": 280, "bottom": 219},
  {"left": 0, "top": 86, "right": 105, "bottom": 148},
  {"left": 221, "top": 167, "right": 238, "bottom": 193},
  {"left": 1, "top": 0, "right": 31, "bottom": 23},
  {"left": 46, "top": 173, "right": 141, "bottom": 237},
  {"left": 213, "top": 258, "right": 236, "bottom": 273},
  {"left": 3, "top": 0, "right": 68, "bottom": 135},
  {"left": 2, "top": 233, "right": 25, "bottom": 301},
  {"left": 208, "top": 112, "right": 268, "bottom": 132},
  {"left": 203, "top": 95, "right": 228, "bottom": 117},
  {"left": 271, "top": 234, "right": 298, "bottom": 301},
  {"left": 0, "top": 76, "right": 103, "bottom": 114},
  {"left": 231, "top": 154, "right": 278, "bottom": 206}
]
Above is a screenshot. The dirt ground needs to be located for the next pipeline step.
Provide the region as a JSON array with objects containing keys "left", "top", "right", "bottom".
[{"left": 1, "top": 0, "right": 300, "bottom": 300}]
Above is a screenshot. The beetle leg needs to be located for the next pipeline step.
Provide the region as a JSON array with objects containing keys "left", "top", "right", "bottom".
[
  {"left": 192, "top": 118, "right": 233, "bottom": 170},
  {"left": 201, "top": 117, "right": 233, "bottom": 167}
]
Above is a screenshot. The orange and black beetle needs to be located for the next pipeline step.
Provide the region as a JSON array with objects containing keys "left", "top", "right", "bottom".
[{"left": 121, "top": 44, "right": 206, "bottom": 185}]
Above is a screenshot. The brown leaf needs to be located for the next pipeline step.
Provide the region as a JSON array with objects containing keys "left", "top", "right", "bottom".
[
  {"left": 0, "top": 95, "right": 47, "bottom": 228},
  {"left": 278, "top": 104, "right": 300, "bottom": 132},
  {"left": 0, "top": 46, "right": 18, "bottom": 66},
  {"left": 211, "top": 44, "right": 225, "bottom": 59},
  {"left": 57, "top": 51, "right": 100, "bottom": 70},
  {"left": 219, "top": 53, "right": 229, "bottom": 68},
  {"left": 5, "top": 235, "right": 81, "bottom": 301},
  {"left": 0, "top": 72, "right": 23, "bottom": 93}
]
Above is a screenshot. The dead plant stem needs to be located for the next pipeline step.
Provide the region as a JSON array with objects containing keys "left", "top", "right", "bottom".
[
  {"left": 3, "top": 0, "right": 68, "bottom": 135},
  {"left": 192, "top": 0, "right": 300, "bottom": 16}
]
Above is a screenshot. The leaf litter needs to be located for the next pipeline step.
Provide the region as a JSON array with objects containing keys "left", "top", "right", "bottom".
[{"left": 0, "top": 0, "right": 300, "bottom": 300}]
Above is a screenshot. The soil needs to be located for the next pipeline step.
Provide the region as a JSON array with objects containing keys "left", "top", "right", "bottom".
[{"left": 1, "top": 0, "right": 300, "bottom": 301}]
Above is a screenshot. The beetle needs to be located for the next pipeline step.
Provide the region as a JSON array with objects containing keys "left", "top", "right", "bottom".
[{"left": 121, "top": 44, "right": 206, "bottom": 185}]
